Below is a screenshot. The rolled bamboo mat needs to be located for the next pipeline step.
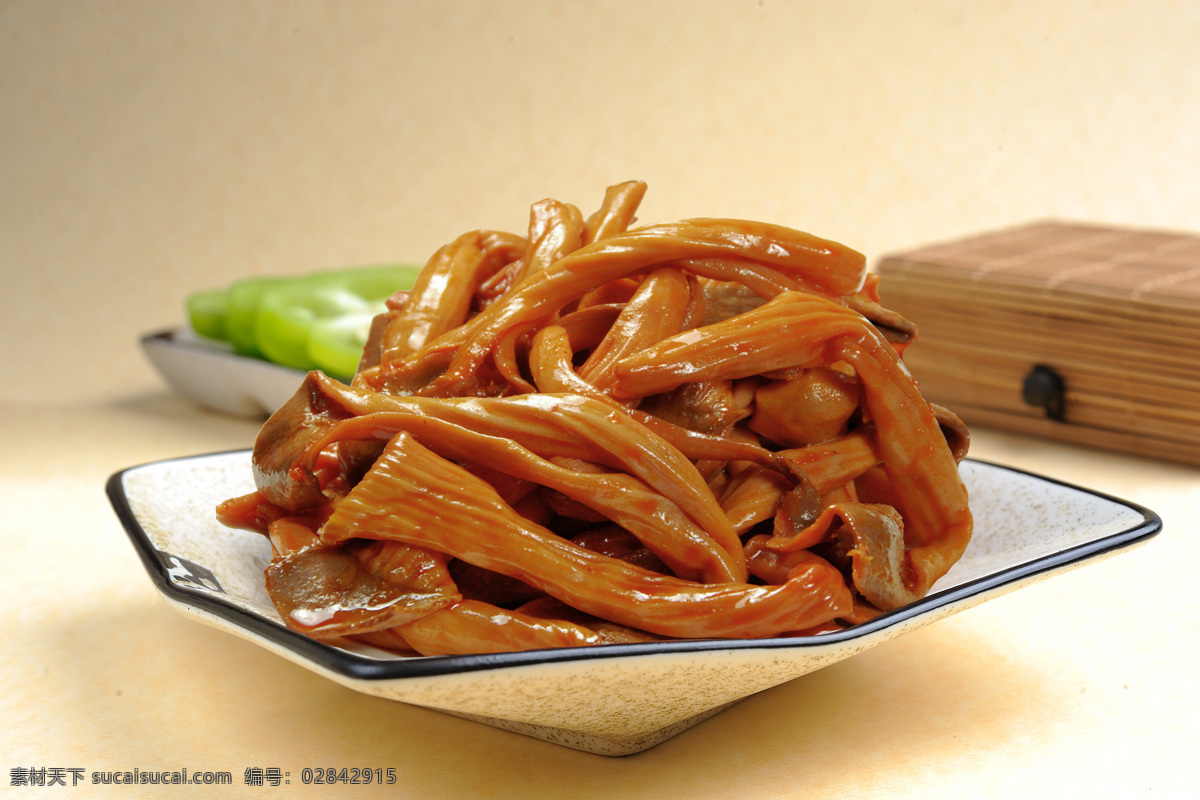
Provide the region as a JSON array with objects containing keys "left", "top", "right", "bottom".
[{"left": 875, "top": 220, "right": 1200, "bottom": 466}]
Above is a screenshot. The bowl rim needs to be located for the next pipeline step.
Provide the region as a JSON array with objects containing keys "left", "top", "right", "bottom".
[
  {"left": 107, "top": 450, "right": 1162, "bottom": 682},
  {"left": 140, "top": 328, "right": 309, "bottom": 375}
]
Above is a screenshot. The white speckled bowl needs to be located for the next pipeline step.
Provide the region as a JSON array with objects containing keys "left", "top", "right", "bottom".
[{"left": 107, "top": 452, "right": 1159, "bottom": 756}]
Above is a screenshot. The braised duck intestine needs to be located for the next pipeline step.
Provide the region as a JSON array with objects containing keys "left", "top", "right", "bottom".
[{"left": 216, "top": 181, "right": 973, "bottom": 656}]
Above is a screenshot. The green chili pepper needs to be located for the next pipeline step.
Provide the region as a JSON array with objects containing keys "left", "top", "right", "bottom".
[{"left": 185, "top": 264, "right": 420, "bottom": 380}]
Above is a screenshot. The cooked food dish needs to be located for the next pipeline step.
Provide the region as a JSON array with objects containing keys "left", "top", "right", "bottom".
[{"left": 215, "top": 181, "right": 973, "bottom": 656}]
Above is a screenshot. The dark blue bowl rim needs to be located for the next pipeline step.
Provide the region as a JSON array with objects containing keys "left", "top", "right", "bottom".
[{"left": 107, "top": 450, "right": 1162, "bottom": 681}]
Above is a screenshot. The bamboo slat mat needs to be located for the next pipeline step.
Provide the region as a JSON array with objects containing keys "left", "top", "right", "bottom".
[{"left": 875, "top": 220, "right": 1200, "bottom": 466}]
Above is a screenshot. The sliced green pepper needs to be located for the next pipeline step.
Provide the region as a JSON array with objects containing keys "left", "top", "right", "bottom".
[
  {"left": 225, "top": 277, "right": 287, "bottom": 359},
  {"left": 184, "top": 264, "right": 421, "bottom": 379},
  {"left": 185, "top": 288, "right": 229, "bottom": 342},
  {"left": 254, "top": 282, "right": 380, "bottom": 377},
  {"left": 308, "top": 312, "right": 380, "bottom": 380}
]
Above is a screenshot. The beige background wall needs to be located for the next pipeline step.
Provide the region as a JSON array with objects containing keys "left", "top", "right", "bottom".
[{"left": 3, "top": 0, "right": 1197, "bottom": 405}]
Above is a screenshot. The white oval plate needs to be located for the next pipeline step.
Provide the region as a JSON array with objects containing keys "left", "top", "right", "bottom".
[
  {"left": 107, "top": 452, "right": 1160, "bottom": 756},
  {"left": 140, "top": 329, "right": 306, "bottom": 418}
]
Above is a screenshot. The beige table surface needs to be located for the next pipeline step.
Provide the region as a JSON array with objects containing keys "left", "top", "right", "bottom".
[
  {"left": 3, "top": 2, "right": 1198, "bottom": 797},
  {"left": 2, "top": 393, "right": 1195, "bottom": 800}
]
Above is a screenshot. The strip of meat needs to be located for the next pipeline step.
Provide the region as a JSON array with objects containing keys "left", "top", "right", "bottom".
[
  {"left": 527, "top": 324, "right": 787, "bottom": 469},
  {"left": 610, "top": 290, "right": 972, "bottom": 597},
  {"left": 391, "top": 600, "right": 606, "bottom": 655},
  {"left": 583, "top": 180, "right": 647, "bottom": 244},
  {"left": 718, "top": 465, "right": 793, "bottom": 535},
  {"left": 321, "top": 432, "right": 852, "bottom": 639},
  {"left": 378, "top": 229, "right": 525, "bottom": 362},
  {"left": 578, "top": 267, "right": 694, "bottom": 384},
  {"left": 265, "top": 538, "right": 461, "bottom": 637},
  {"left": 779, "top": 427, "right": 882, "bottom": 495},
  {"left": 252, "top": 373, "right": 746, "bottom": 579},
  {"left": 391, "top": 219, "right": 865, "bottom": 396},
  {"left": 758, "top": 501, "right": 919, "bottom": 610},
  {"left": 337, "top": 412, "right": 744, "bottom": 583}
]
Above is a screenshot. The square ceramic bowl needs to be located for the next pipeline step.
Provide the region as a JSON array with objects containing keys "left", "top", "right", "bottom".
[{"left": 107, "top": 451, "right": 1159, "bottom": 756}]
